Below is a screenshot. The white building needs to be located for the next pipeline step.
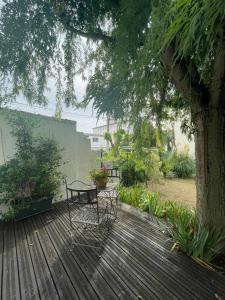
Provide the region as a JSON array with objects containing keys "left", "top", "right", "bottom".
[
  {"left": 87, "top": 119, "right": 132, "bottom": 150},
  {"left": 87, "top": 118, "right": 195, "bottom": 156}
]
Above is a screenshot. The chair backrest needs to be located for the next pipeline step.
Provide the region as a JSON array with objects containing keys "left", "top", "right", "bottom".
[
  {"left": 107, "top": 168, "right": 120, "bottom": 178},
  {"left": 64, "top": 178, "right": 97, "bottom": 204}
]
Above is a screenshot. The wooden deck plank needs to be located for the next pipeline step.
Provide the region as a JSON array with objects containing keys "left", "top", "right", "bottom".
[
  {"left": 0, "top": 222, "right": 4, "bottom": 300},
  {"left": 57, "top": 201, "right": 225, "bottom": 300},
  {"left": 51, "top": 205, "right": 135, "bottom": 300},
  {"left": 59, "top": 206, "right": 195, "bottom": 299},
  {"left": 115, "top": 219, "right": 209, "bottom": 297},
  {"left": 38, "top": 213, "right": 100, "bottom": 300},
  {"left": 23, "top": 219, "right": 59, "bottom": 300},
  {"left": 14, "top": 221, "right": 40, "bottom": 300},
  {"left": 55, "top": 205, "right": 161, "bottom": 299},
  {"left": 2, "top": 222, "right": 20, "bottom": 300},
  {"left": 110, "top": 223, "right": 206, "bottom": 299},
  {"left": 1, "top": 201, "right": 225, "bottom": 300},
  {"left": 120, "top": 213, "right": 225, "bottom": 297},
  {"left": 29, "top": 216, "right": 79, "bottom": 300}
]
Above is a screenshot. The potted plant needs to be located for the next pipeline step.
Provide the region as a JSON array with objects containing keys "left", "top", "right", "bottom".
[
  {"left": 0, "top": 114, "right": 62, "bottom": 221},
  {"left": 90, "top": 167, "right": 108, "bottom": 189}
]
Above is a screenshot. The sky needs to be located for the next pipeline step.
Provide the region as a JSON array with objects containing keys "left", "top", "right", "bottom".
[
  {"left": 0, "top": 4, "right": 106, "bottom": 133},
  {"left": 4, "top": 74, "right": 106, "bottom": 134}
]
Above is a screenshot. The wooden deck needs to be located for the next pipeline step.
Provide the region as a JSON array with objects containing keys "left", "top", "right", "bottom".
[{"left": 0, "top": 201, "right": 225, "bottom": 300}]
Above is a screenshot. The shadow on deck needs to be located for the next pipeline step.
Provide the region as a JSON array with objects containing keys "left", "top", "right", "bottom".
[{"left": 0, "top": 201, "right": 225, "bottom": 300}]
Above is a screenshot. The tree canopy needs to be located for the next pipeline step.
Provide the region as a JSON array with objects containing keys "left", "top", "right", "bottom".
[
  {"left": 1, "top": 0, "right": 224, "bottom": 121},
  {"left": 1, "top": 0, "right": 225, "bottom": 228}
]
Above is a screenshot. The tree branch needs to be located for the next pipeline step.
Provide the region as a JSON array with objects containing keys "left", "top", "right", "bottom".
[
  {"left": 50, "top": 1, "right": 114, "bottom": 44},
  {"left": 62, "top": 22, "right": 114, "bottom": 43},
  {"left": 161, "top": 46, "right": 209, "bottom": 111}
]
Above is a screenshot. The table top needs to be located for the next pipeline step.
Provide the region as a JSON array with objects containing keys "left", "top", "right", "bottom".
[{"left": 66, "top": 181, "right": 118, "bottom": 193}]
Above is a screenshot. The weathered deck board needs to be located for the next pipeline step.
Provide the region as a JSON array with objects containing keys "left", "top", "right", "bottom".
[
  {"left": 0, "top": 201, "right": 225, "bottom": 300},
  {"left": 51, "top": 205, "right": 134, "bottom": 299},
  {"left": 14, "top": 221, "right": 40, "bottom": 300},
  {"left": 23, "top": 219, "right": 59, "bottom": 300},
  {"left": 40, "top": 212, "right": 112, "bottom": 300},
  {"left": 55, "top": 205, "right": 158, "bottom": 299},
  {"left": 0, "top": 222, "right": 4, "bottom": 300},
  {"left": 2, "top": 222, "right": 20, "bottom": 300},
  {"left": 120, "top": 214, "right": 225, "bottom": 296}
]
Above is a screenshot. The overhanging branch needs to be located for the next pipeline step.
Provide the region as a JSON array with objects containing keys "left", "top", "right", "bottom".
[
  {"left": 62, "top": 23, "right": 114, "bottom": 43},
  {"left": 161, "top": 46, "right": 209, "bottom": 110},
  {"left": 50, "top": 1, "right": 114, "bottom": 44}
]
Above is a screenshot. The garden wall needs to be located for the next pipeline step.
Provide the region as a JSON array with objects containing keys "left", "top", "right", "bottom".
[{"left": 0, "top": 109, "right": 100, "bottom": 210}]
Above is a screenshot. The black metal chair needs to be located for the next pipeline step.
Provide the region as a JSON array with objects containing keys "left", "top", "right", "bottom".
[
  {"left": 64, "top": 179, "right": 109, "bottom": 249},
  {"left": 98, "top": 168, "right": 121, "bottom": 221}
]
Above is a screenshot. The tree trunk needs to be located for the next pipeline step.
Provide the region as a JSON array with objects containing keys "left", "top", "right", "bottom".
[{"left": 194, "top": 105, "right": 225, "bottom": 229}]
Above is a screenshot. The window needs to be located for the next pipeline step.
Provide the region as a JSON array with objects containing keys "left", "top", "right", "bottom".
[{"left": 93, "top": 137, "right": 99, "bottom": 142}]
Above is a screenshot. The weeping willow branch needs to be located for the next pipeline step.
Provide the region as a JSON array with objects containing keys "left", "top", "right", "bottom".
[{"left": 161, "top": 46, "right": 209, "bottom": 110}]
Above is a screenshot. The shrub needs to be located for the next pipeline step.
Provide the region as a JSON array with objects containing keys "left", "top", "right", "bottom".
[
  {"left": 120, "top": 160, "right": 146, "bottom": 187},
  {"left": 160, "top": 151, "right": 174, "bottom": 177},
  {"left": 0, "top": 114, "right": 62, "bottom": 219},
  {"left": 166, "top": 204, "right": 225, "bottom": 263},
  {"left": 118, "top": 185, "right": 145, "bottom": 207},
  {"left": 118, "top": 185, "right": 164, "bottom": 217},
  {"left": 172, "top": 152, "right": 195, "bottom": 178}
]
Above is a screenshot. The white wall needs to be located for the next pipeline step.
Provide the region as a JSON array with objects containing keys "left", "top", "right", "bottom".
[
  {"left": 0, "top": 109, "right": 100, "bottom": 205},
  {"left": 174, "top": 121, "right": 195, "bottom": 157}
]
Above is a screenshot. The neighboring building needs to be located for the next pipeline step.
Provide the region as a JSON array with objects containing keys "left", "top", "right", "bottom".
[
  {"left": 87, "top": 119, "right": 132, "bottom": 150},
  {"left": 88, "top": 118, "right": 195, "bottom": 156}
]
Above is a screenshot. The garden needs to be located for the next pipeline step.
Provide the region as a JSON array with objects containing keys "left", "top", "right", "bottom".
[
  {"left": 0, "top": 0, "right": 225, "bottom": 297},
  {"left": 99, "top": 127, "right": 225, "bottom": 270}
]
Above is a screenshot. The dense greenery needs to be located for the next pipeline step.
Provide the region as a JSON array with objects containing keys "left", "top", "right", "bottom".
[
  {"left": 120, "top": 161, "right": 146, "bottom": 187},
  {"left": 172, "top": 152, "right": 195, "bottom": 178},
  {"left": 0, "top": 113, "right": 62, "bottom": 219},
  {"left": 0, "top": 0, "right": 225, "bottom": 227},
  {"left": 118, "top": 185, "right": 225, "bottom": 264},
  {"left": 161, "top": 149, "right": 195, "bottom": 178},
  {"left": 102, "top": 128, "right": 194, "bottom": 183}
]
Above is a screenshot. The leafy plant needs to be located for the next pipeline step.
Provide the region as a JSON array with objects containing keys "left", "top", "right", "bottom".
[
  {"left": 161, "top": 151, "right": 174, "bottom": 178},
  {"left": 167, "top": 205, "right": 225, "bottom": 263},
  {"left": 118, "top": 184, "right": 225, "bottom": 264},
  {"left": 120, "top": 160, "right": 146, "bottom": 187},
  {"left": 90, "top": 167, "right": 108, "bottom": 181},
  {"left": 172, "top": 151, "right": 195, "bottom": 178},
  {"left": 0, "top": 113, "right": 62, "bottom": 219},
  {"left": 118, "top": 185, "right": 144, "bottom": 208},
  {"left": 139, "top": 191, "right": 166, "bottom": 217}
]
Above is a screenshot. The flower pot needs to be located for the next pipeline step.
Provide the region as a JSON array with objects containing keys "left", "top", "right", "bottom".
[
  {"left": 95, "top": 177, "right": 108, "bottom": 190},
  {"left": 13, "top": 196, "right": 53, "bottom": 221}
]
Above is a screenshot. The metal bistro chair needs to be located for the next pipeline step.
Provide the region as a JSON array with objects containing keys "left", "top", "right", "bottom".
[
  {"left": 98, "top": 167, "right": 121, "bottom": 221},
  {"left": 65, "top": 179, "right": 109, "bottom": 249}
]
